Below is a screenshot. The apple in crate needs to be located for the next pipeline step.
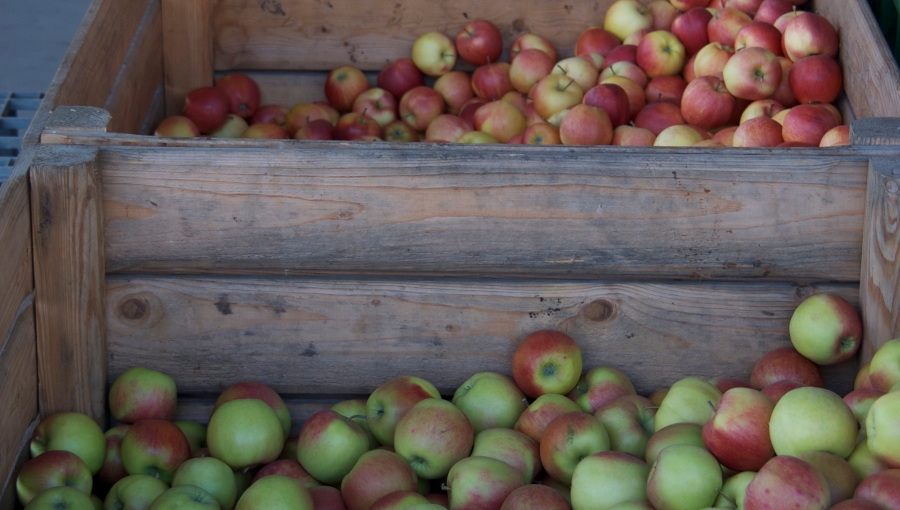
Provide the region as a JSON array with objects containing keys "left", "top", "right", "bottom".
[
  {"left": 749, "top": 345, "right": 824, "bottom": 389},
  {"left": 594, "top": 394, "right": 656, "bottom": 459},
  {"left": 603, "top": 0, "right": 653, "bottom": 42},
  {"left": 340, "top": 449, "right": 419, "bottom": 510},
  {"left": 531, "top": 74, "right": 585, "bottom": 124},
  {"left": 377, "top": 57, "right": 425, "bottom": 101},
  {"left": 96, "top": 424, "right": 130, "bottom": 486},
  {"left": 154, "top": 115, "right": 201, "bottom": 137},
  {"left": 646, "top": 443, "right": 723, "bottom": 510},
  {"left": 104, "top": 473, "right": 169, "bottom": 510},
  {"left": 540, "top": 411, "right": 610, "bottom": 484},
  {"left": 294, "top": 118, "right": 335, "bottom": 141},
  {"left": 790, "top": 54, "right": 843, "bottom": 105},
  {"left": 444, "top": 456, "right": 524, "bottom": 510},
  {"left": 120, "top": 418, "right": 192, "bottom": 485},
  {"left": 452, "top": 371, "right": 527, "bottom": 433},
  {"left": 472, "top": 61, "right": 514, "bottom": 100},
  {"left": 365, "top": 374, "right": 440, "bottom": 447},
  {"left": 864, "top": 391, "right": 900, "bottom": 468},
  {"left": 393, "top": 397, "right": 474, "bottom": 480},
  {"left": 242, "top": 122, "right": 290, "bottom": 139},
  {"left": 702, "top": 386, "right": 776, "bottom": 472},
  {"left": 182, "top": 86, "right": 231, "bottom": 134},
  {"left": 788, "top": 293, "right": 862, "bottom": 366},
  {"left": 333, "top": 112, "right": 383, "bottom": 141},
  {"left": 207, "top": 398, "right": 284, "bottom": 471},
  {"left": 172, "top": 457, "right": 238, "bottom": 509},
  {"left": 233, "top": 473, "right": 314, "bottom": 510},
  {"left": 744, "top": 455, "right": 831, "bottom": 510},
  {"left": 500, "top": 483, "right": 571, "bottom": 510},
  {"left": 410, "top": 31, "right": 457, "bottom": 77},
  {"left": 253, "top": 458, "right": 320, "bottom": 489},
  {"left": 470, "top": 428, "right": 541, "bottom": 484},
  {"left": 567, "top": 365, "right": 636, "bottom": 414},
  {"left": 308, "top": 485, "right": 345, "bottom": 510},
  {"left": 16, "top": 450, "right": 93, "bottom": 507},
  {"left": 781, "top": 12, "right": 839, "bottom": 62},
  {"left": 570, "top": 450, "right": 651, "bottom": 510},
  {"left": 297, "top": 409, "right": 370, "bottom": 485},
  {"left": 215, "top": 72, "right": 261, "bottom": 119},
  {"left": 511, "top": 329, "right": 583, "bottom": 399},
  {"left": 514, "top": 393, "right": 582, "bottom": 443},
  {"left": 398, "top": 86, "right": 445, "bottom": 132},
  {"left": 369, "top": 490, "right": 429, "bottom": 510},
  {"left": 559, "top": 104, "right": 614, "bottom": 146},
  {"left": 252, "top": 104, "right": 288, "bottom": 126},
  {"left": 796, "top": 451, "right": 859, "bottom": 505},
  {"left": 21, "top": 486, "right": 95, "bottom": 510},
  {"left": 645, "top": 422, "right": 705, "bottom": 466},
  {"left": 769, "top": 386, "right": 858, "bottom": 459},
  {"left": 853, "top": 469, "right": 900, "bottom": 508},
  {"left": 30, "top": 411, "right": 107, "bottom": 476},
  {"left": 722, "top": 46, "right": 782, "bottom": 101},
  {"left": 654, "top": 376, "right": 722, "bottom": 432},
  {"left": 325, "top": 64, "right": 370, "bottom": 113},
  {"left": 215, "top": 380, "right": 292, "bottom": 440},
  {"left": 456, "top": 19, "right": 503, "bottom": 66},
  {"left": 714, "top": 470, "right": 755, "bottom": 509},
  {"left": 210, "top": 114, "right": 249, "bottom": 138},
  {"left": 109, "top": 366, "right": 178, "bottom": 423}
]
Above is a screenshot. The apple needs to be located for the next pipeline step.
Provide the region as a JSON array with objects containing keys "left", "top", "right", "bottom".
[
  {"left": 602, "top": 44, "right": 639, "bottom": 69},
  {"left": 294, "top": 118, "right": 335, "bottom": 140},
  {"left": 551, "top": 56, "right": 600, "bottom": 95},
  {"left": 636, "top": 30, "right": 685, "bottom": 78},
  {"left": 340, "top": 449, "right": 419, "bottom": 510},
  {"left": 820, "top": 124, "right": 851, "bottom": 147},
  {"left": 739, "top": 98, "right": 785, "bottom": 123},
  {"left": 509, "top": 33, "right": 558, "bottom": 63},
  {"left": 210, "top": 114, "right": 249, "bottom": 138},
  {"left": 853, "top": 469, "right": 900, "bottom": 508},
  {"left": 508, "top": 48, "right": 557, "bottom": 95},
  {"left": 831, "top": 499, "right": 891, "bottom": 510},
  {"left": 539, "top": 411, "right": 610, "bottom": 484},
  {"left": 789, "top": 55, "right": 843, "bottom": 105},
  {"left": 782, "top": 103, "right": 841, "bottom": 146},
  {"left": 866, "top": 338, "right": 900, "bottom": 391},
  {"left": 456, "top": 19, "right": 503, "bottom": 66},
  {"left": 865, "top": 390, "right": 900, "bottom": 467},
  {"left": 773, "top": 9, "right": 807, "bottom": 33},
  {"left": 207, "top": 398, "right": 285, "bottom": 471},
  {"left": 787, "top": 293, "right": 863, "bottom": 366},
  {"left": 734, "top": 20, "right": 782, "bottom": 55},
  {"left": 325, "top": 65, "right": 371, "bottom": 113},
  {"left": 708, "top": 376, "right": 753, "bottom": 393},
  {"left": 844, "top": 387, "right": 886, "bottom": 428},
  {"left": 797, "top": 451, "right": 860, "bottom": 505},
  {"left": 671, "top": 7, "right": 714, "bottom": 57},
  {"left": 369, "top": 490, "right": 429, "bottom": 510},
  {"left": 648, "top": 0, "right": 679, "bottom": 30},
  {"left": 754, "top": 0, "right": 795, "bottom": 25},
  {"left": 119, "top": 418, "right": 192, "bottom": 484},
  {"left": 215, "top": 72, "right": 261, "bottom": 119},
  {"left": 671, "top": 0, "right": 714, "bottom": 10},
  {"left": 422, "top": 113, "right": 470, "bottom": 142},
  {"left": 22, "top": 486, "right": 95, "bottom": 510},
  {"left": 411, "top": 31, "right": 457, "bottom": 77},
  {"left": 352, "top": 87, "right": 398, "bottom": 127},
  {"left": 308, "top": 485, "right": 347, "bottom": 510},
  {"left": 702, "top": 387, "right": 776, "bottom": 472},
  {"left": 769, "top": 386, "right": 858, "bottom": 459},
  {"left": 782, "top": 12, "right": 839, "bottom": 62},
  {"left": 398, "top": 86, "right": 445, "bottom": 132},
  {"left": 444, "top": 455, "right": 524, "bottom": 509},
  {"left": 654, "top": 376, "right": 722, "bottom": 432},
  {"left": 722, "top": 46, "right": 782, "bottom": 100},
  {"left": 653, "top": 124, "right": 707, "bottom": 146},
  {"left": 103, "top": 473, "right": 169, "bottom": 510},
  {"left": 582, "top": 83, "right": 630, "bottom": 128},
  {"left": 16, "top": 450, "right": 92, "bottom": 507},
  {"left": 284, "top": 102, "right": 333, "bottom": 137},
  {"left": 714, "top": 470, "right": 755, "bottom": 509},
  {"left": 708, "top": 7, "right": 753, "bottom": 47},
  {"left": 382, "top": 120, "right": 420, "bottom": 142},
  {"left": 433, "top": 70, "right": 474, "bottom": 115},
  {"left": 514, "top": 393, "right": 583, "bottom": 443},
  {"left": 377, "top": 57, "right": 425, "bottom": 101},
  {"left": 633, "top": 101, "right": 684, "bottom": 136},
  {"left": 95, "top": 424, "right": 130, "bottom": 487},
  {"left": 603, "top": 0, "right": 654, "bottom": 42},
  {"left": 645, "top": 422, "right": 706, "bottom": 466},
  {"left": 644, "top": 75, "right": 687, "bottom": 106},
  {"left": 470, "top": 428, "right": 541, "bottom": 484},
  {"left": 692, "top": 42, "right": 735, "bottom": 79},
  {"left": 569, "top": 450, "right": 650, "bottom": 510},
  {"left": 847, "top": 437, "right": 891, "bottom": 481},
  {"left": 712, "top": 125, "right": 738, "bottom": 146},
  {"left": 30, "top": 412, "right": 106, "bottom": 476},
  {"left": 558, "top": 104, "right": 614, "bottom": 146},
  {"left": 250, "top": 104, "right": 288, "bottom": 126},
  {"left": 575, "top": 26, "right": 621, "bottom": 58},
  {"left": 511, "top": 329, "right": 583, "bottom": 399},
  {"left": 646, "top": 443, "right": 724, "bottom": 510},
  {"left": 749, "top": 345, "right": 824, "bottom": 389},
  {"left": 472, "top": 61, "right": 514, "bottom": 100},
  {"left": 365, "top": 375, "right": 440, "bottom": 447},
  {"left": 214, "top": 380, "right": 292, "bottom": 441},
  {"left": 393, "top": 397, "right": 474, "bottom": 480},
  {"left": 500, "top": 483, "right": 571, "bottom": 510},
  {"left": 530, "top": 74, "right": 585, "bottom": 122},
  {"left": 155, "top": 115, "right": 201, "bottom": 137},
  {"left": 594, "top": 394, "right": 656, "bottom": 459},
  {"left": 612, "top": 124, "right": 656, "bottom": 146},
  {"left": 296, "top": 409, "right": 370, "bottom": 485},
  {"left": 522, "top": 121, "right": 562, "bottom": 145},
  {"left": 253, "top": 458, "right": 320, "bottom": 490},
  {"left": 333, "top": 112, "right": 383, "bottom": 140},
  {"left": 457, "top": 130, "right": 499, "bottom": 144},
  {"left": 171, "top": 456, "right": 238, "bottom": 510},
  {"left": 473, "top": 99, "right": 528, "bottom": 143},
  {"left": 744, "top": 455, "right": 831, "bottom": 510},
  {"left": 566, "top": 365, "right": 636, "bottom": 414},
  {"left": 182, "top": 86, "right": 231, "bottom": 134},
  {"left": 451, "top": 371, "right": 527, "bottom": 433},
  {"left": 733, "top": 115, "right": 783, "bottom": 147},
  {"left": 601, "top": 75, "right": 646, "bottom": 120},
  {"left": 599, "top": 60, "right": 648, "bottom": 88},
  {"left": 234, "top": 474, "right": 314, "bottom": 510}
]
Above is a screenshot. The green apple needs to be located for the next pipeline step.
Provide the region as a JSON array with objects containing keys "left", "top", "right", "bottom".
[
  {"left": 297, "top": 409, "right": 370, "bottom": 485},
  {"left": 570, "top": 450, "right": 651, "bottom": 510},
  {"left": 788, "top": 293, "right": 863, "bottom": 366},
  {"left": 594, "top": 394, "right": 657, "bottom": 459},
  {"left": 175, "top": 420, "right": 207, "bottom": 455},
  {"left": 864, "top": 390, "right": 900, "bottom": 467},
  {"left": 214, "top": 381, "right": 292, "bottom": 441},
  {"left": 235, "top": 474, "right": 313, "bottom": 510},
  {"left": 172, "top": 457, "right": 238, "bottom": 510},
  {"left": 646, "top": 444, "right": 723, "bottom": 510},
  {"left": 470, "top": 427, "right": 541, "bottom": 484},
  {"left": 866, "top": 338, "right": 900, "bottom": 392},
  {"left": 539, "top": 411, "right": 610, "bottom": 484},
  {"left": 207, "top": 398, "right": 285, "bottom": 470},
  {"left": 23, "top": 486, "right": 95, "bottom": 510},
  {"left": 149, "top": 484, "right": 221, "bottom": 510},
  {"left": 393, "top": 398, "right": 474, "bottom": 480},
  {"left": 444, "top": 456, "right": 524, "bottom": 510},
  {"left": 843, "top": 388, "right": 886, "bottom": 429},
  {"left": 30, "top": 411, "right": 107, "bottom": 475},
  {"left": 567, "top": 365, "right": 637, "bottom": 414},
  {"left": 645, "top": 422, "right": 705, "bottom": 466},
  {"left": 16, "top": 450, "right": 93, "bottom": 507},
  {"left": 340, "top": 449, "right": 419, "bottom": 510},
  {"left": 103, "top": 473, "right": 169, "bottom": 510},
  {"left": 451, "top": 371, "right": 527, "bottom": 433},
  {"left": 654, "top": 377, "right": 722, "bottom": 432},
  {"left": 846, "top": 437, "right": 891, "bottom": 481},
  {"left": 769, "top": 386, "right": 858, "bottom": 458},
  {"left": 513, "top": 393, "right": 583, "bottom": 443},
  {"left": 120, "top": 419, "right": 192, "bottom": 485},
  {"left": 331, "top": 399, "right": 378, "bottom": 449},
  {"left": 108, "top": 366, "right": 178, "bottom": 423},
  {"left": 713, "top": 470, "right": 755, "bottom": 509},
  {"left": 365, "top": 375, "right": 441, "bottom": 447}
]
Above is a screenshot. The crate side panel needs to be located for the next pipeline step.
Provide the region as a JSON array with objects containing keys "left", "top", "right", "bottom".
[
  {"left": 212, "top": 0, "right": 608, "bottom": 72},
  {"left": 0, "top": 167, "right": 33, "bottom": 352},
  {"left": 106, "top": 276, "right": 858, "bottom": 398},
  {"left": 99, "top": 145, "right": 867, "bottom": 281},
  {"left": 0, "top": 299, "right": 37, "bottom": 500}
]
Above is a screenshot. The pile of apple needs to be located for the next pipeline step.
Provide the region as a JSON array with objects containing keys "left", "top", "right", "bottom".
[
  {"left": 155, "top": 0, "right": 849, "bottom": 148},
  {"left": 15, "top": 291, "right": 900, "bottom": 510}
]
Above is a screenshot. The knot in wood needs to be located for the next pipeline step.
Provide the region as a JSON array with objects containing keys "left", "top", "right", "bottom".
[
  {"left": 120, "top": 297, "right": 150, "bottom": 320},
  {"left": 581, "top": 299, "right": 616, "bottom": 322},
  {"left": 886, "top": 179, "right": 900, "bottom": 195}
]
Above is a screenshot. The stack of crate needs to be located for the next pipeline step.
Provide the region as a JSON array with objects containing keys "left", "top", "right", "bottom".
[{"left": 0, "top": 91, "right": 43, "bottom": 186}]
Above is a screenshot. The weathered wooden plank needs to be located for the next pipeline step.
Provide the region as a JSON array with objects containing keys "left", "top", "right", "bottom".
[
  {"left": 106, "top": 275, "right": 859, "bottom": 398},
  {"left": 98, "top": 144, "right": 868, "bottom": 281},
  {"left": 0, "top": 164, "right": 34, "bottom": 355},
  {"left": 30, "top": 145, "right": 108, "bottom": 422},
  {"left": 162, "top": 0, "right": 214, "bottom": 116},
  {"left": 0, "top": 297, "right": 38, "bottom": 504}
]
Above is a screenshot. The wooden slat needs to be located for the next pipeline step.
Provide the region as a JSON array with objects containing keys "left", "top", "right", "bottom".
[
  {"left": 30, "top": 145, "right": 108, "bottom": 422},
  {"left": 97, "top": 144, "right": 868, "bottom": 281},
  {"left": 162, "top": 0, "right": 214, "bottom": 116},
  {"left": 0, "top": 162, "right": 34, "bottom": 355},
  {"left": 0, "top": 297, "right": 38, "bottom": 504},
  {"left": 106, "top": 275, "right": 859, "bottom": 398}
]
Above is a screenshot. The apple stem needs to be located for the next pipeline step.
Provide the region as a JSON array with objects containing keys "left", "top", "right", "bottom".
[
  {"left": 707, "top": 399, "right": 718, "bottom": 414},
  {"left": 440, "top": 482, "right": 450, "bottom": 492},
  {"left": 562, "top": 78, "right": 576, "bottom": 91}
]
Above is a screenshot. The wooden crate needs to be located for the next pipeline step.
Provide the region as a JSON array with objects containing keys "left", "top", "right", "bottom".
[{"left": 4, "top": 0, "right": 900, "bottom": 506}]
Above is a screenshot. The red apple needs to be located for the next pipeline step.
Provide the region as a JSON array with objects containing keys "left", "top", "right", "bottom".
[
  {"left": 599, "top": 60, "right": 648, "bottom": 88},
  {"left": 734, "top": 20, "right": 783, "bottom": 55},
  {"left": 473, "top": 99, "right": 527, "bottom": 143},
  {"left": 215, "top": 72, "right": 261, "bottom": 119},
  {"left": 509, "top": 48, "right": 557, "bottom": 95},
  {"left": 241, "top": 122, "right": 290, "bottom": 139},
  {"left": 398, "top": 85, "right": 445, "bottom": 132},
  {"left": 393, "top": 397, "right": 474, "bottom": 480},
  {"left": 514, "top": 393, "right": 583, "bottom": 443},
  {"left": 154, "top": 115, "right": 201, "bottom": 137},
  {"left": 424, "top": 113, "right": 473, "bottom": 142},
  {"left": 636, "top": 29, "right": 686, "bottom": 78},
  {"left": 633, "top": 101, "right": 684, "bottom": 136},
  {"left": 284, "top": 102, "right": 335, "bottom": 137},
  {"left": 781, "top": 103, "right": 840, "bottom": 146},
  {"left": 500, "top": 483, "right": 571, "bottom": 510},
  {"left": 820, "top": 124, "right": 850, "bottom": 147},
  {"left": 552, "top": 56, "right": 601, "bottom": 94},
  {"left": 251, "top": 104, "right": 288, "bottom": 126},
  {"left": 722, "top": 46, "right": 782, "bottom": 100},
  {"left": 670, "top": 0, "right": 713, "bottom": 10},
  {"left": 377, "top": 57, "right": 425, "bottom": 102},
  {"left": 16, "top": 450, "right": 93, "bottom": 507},
  {"left": 744, "top": 455, "right": 831, "bottom": 509},
  {"left": 644, "top": 74, "right": 687, "bottom": 105},
  {"left": 472, "top": 61, "right": 514, "bottom": 100},
  {"left": 539, "top": 411, "right": 610, "bottom": 484},
  {"left": 120, "top": 419, "right": 192, "bottom": 485},
  {"left": 575, "top": 26, "right": 622, "bottom": 58},
  {"left": 599, "top": 75, "right": 645, "bottom": 120},
  {"left": 511, "top": 330, "right": 584, "bottom": 399},
  {"left": 294, "top": 118, "right": 335, "bottom": 140},
  {"left": 749, "top": 345, "right": 825, "bottom": 390},
  {"left": 693, "top": 41, "right": 735, "bottom": 78},
  {"left": 510, "top": 33, "right": 558, "bottom": 63},
  {"left": 181, "top": 86, "right": 230, "bottom": 134},
  {"left": 702, "top": 387, "right": 776, "bottom": 472},
  {"left": 789, "top": 55, "right": 843, "bottom": 105},
  {"left": 773, "top": 9, "right": 807, "bottom": 34},
  {"left": 351, "top": 87, "right": 398, "bottom": 127},
  {"left": 531, "top": 74, "right": 585, "bottom": 121},
  {"left": 754, "top": 0, "right": 795, "bottom": 26},
  {"left": 680, "top": 74, "right": 737, "bottom": 131},
  {"left": 456, "top": 19, "right": 503, "bottom": 66},
  {"left": 612, "top": 124, "right": 657, "bottom": 145},
  {"left": 522, "top": 122, "right": 562, "bottom": 145},
  {"left": 853, "top": 469, "right": 900, "bottom": 508},
  {"left": 433, "top": 70, "right": 475, "bottom": 115},
  {"left": 309, "top": 485, "right": 348, "bottom": 510},
  {"left": 782, "top": 12, "right": 839, "bottom": 62},
  {"left": 252, "top": 458, "right": 320, "bottom": 489},
  {"left": 364, "top": 375, "right": 440, "bottom": 447},
  {"left": 761, "top": 379, "right": 806, "bottom": 403},
  {"left": 340, "top": 449, "right": 418, "bottom": 510},
  {"left": 583, "top": 83, "right": 631, "bottom": 127},
  {"left": 733, "top": 114, "right": 784, "bottom": 146},
  {"left": 672, "top": 7, "right": 714, "bottom": 56},
  {"left": 708, "top": 7, "right": 753, "bottom": 47},
  {"left": 558, "top": 103, "right": 614, "bottom": 145},
  {"left": 740, "top": 98, "right": 786, "bottom": 123},
  {"left": 444, "top": 456, "right": 524, "bottom": 510},
  {"left": 648, "top": 0, "right": 679, "bottom": 31},
  {"left": 458, "top": 96, "right": 490, "bottom": 127},
  {"left": 325, "top": 65, "right": 370, "bottom": 113}
]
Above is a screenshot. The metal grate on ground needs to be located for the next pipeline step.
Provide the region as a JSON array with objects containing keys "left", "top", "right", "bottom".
[{"left": 1, "top": 91, "right": 44, "bottom": 186}]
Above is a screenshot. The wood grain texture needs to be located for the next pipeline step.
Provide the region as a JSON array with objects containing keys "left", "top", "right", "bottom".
[
  {"left": 0, "top": 164, "right": 34, "bottom": 356},
  {"left": 860, "top": 158, "right": 900, "bottom": 361},
  {"left": 97, "top": 144, "right": 868, "bottom": 281},
  {"left": 162, "top": 0, "right": 214, "bottom": 116},
  {"left": 106, "top": 275, "right": 859, "bottom": 398},
  {"left": 30, "top": 145, "right": 108, "bottom": 422}
]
